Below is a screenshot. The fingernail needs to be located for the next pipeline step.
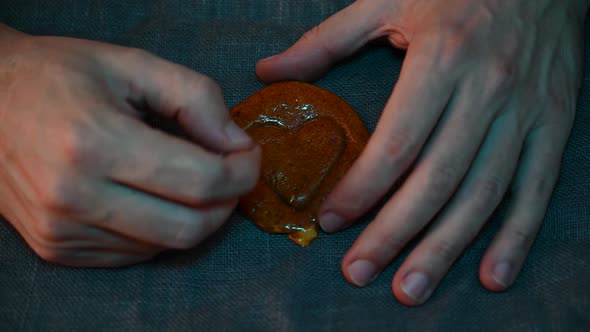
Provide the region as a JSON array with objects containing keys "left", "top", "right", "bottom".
[
  {"left": 492, "top": 262, "right": 514, "bottom": 288},
  {"left": 347, "top": 260, "right": 379, "bottom": 287},
  {"left": 225, "top": 122, "right": 252, "bottom": 146},
  {"left": 402, "top": 272, "right": 430, "bottom": 303},
  {"left": 319, "top": 212, "right": 343, "bottom": 233}
]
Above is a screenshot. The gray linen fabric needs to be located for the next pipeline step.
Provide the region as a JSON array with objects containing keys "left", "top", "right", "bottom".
[{"left": 1, "top": 1, "right": 589, "bottom": 331}]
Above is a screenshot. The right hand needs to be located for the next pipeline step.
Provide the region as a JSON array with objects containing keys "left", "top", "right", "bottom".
[{"left": 0, "top": 25, "right": 261, "bottom": 267}]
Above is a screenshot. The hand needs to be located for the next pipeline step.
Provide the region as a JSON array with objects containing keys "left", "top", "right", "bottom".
[
  {"left": 0, "top": 25, "right": 261, "bottom": 267},
  {"left": 256, "top": 0, "right": 588, "bottom": 305}
]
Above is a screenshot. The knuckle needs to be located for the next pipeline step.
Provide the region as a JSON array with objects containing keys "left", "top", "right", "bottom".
[
  {"left": 185, "top": 74, "right": 224, "bottom": 110},
  {"left": 425, "top": 163, "right": 460, "bottom": 197},
  {"left": 431, "top": 239, "right": 462, "bottom": 264},
  {"left": 210, "top": 157, "right": 229, "bottom": 183},
  {"left": 380, "top": 234, "right": 406, "bottom": 256},
  {"left": 186, "top": 161, "right": 226, "bottom": 203},
  {"left": 546, "top": 92, "right": 575, "bottom": 121},
  {"left": 472, "top": 176, "right": 505, "bottom": 209},
  {"left": 487, "top": 57, "right": 517, "bottom": 92},
  {"left": 126, "top": 47, "right": 155, "bottom": 64},
  {"left": 443, "top": 19, "right": 467, "bottom": 38},
  {"left": 382, "top": 133, "right": 419, "bottom": 168},
  {"left": 548, "top": 93, "right": 566, "bottom": 114},
  {"left": 171, "top": 215, "right": 215, "bottom": 250},
  {"left": 506, "top": 226, "right": 535, "bottom": 248},
  {"left": 60, "top": 120, "right": 100, "bottom": 167},
  {"left": 183, "top": 187, "right": 208, "bottom": 205},
  {"left": 192, "top": 74, "right": 222, "bottom": 97},
  {"left": 39, "top": 175, "right": 83, "bottom": 213},
  {"left": 301, "top": 25, "right": 322, "bottom": 43},
  {"left": 528, "top": 172, "right": 557, "bottom": 198}
]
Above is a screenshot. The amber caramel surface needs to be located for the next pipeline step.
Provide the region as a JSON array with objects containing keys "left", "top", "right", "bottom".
[{"left": 230, "top": 81, "right": 369, "bottom": 246}]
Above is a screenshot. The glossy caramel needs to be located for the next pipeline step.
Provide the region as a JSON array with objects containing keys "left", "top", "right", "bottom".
[{"left": 230, "top": 81, "right": 369, "bottom": 246}]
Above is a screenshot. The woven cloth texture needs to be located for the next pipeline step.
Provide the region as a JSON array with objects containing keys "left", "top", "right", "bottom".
[{"left": 1, "top": 1, "right": 589, "bottom": 331}]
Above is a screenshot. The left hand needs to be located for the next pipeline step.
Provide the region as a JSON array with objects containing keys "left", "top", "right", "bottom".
[{"left": 256, "top": 0, "right": 588, "bottom": 305}]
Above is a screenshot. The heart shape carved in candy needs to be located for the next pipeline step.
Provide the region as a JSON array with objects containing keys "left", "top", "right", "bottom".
[
  {"left": 251, "top": 118, "right": 346, "bottom": 211},
  {"left": 230, "top": 81, "right": 369, "bottom": 246}
]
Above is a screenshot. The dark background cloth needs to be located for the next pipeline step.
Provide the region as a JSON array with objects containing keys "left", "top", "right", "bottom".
[{"left": 1, "top": 1, "right": 589, "bottom": 331}]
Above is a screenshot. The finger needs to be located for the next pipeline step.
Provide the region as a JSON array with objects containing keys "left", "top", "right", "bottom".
[
  {"left": 256, "top": 0, "right": 389, "bottom": 82},
  {"left": 1, "top": 191, "right": 161, "bottom": 263},
  {"left": 6, "top": 119, "right": 246, "bottom": 249},
  {"left": 318, "top": 40, "right": 461, "bottom": 233},
  {"left": 105, "top": 48, "right": 253, "bottom": 152},
  {"left": 88, "top": 112, "right": 261, "bottom": 205},
  {"left": 339, "top": 76, "right": 503, "bottom": 288},
  {"left": 479, "top": 122, "right": 570, "bottom": 292},
  {"left": 16, "top": 168, "right": 237, "bottom": 249},
  {"left": 391, "top": 115, "right": 522, "bottom": 306},
  {"left": 88, "top": 180, "right": 237, "bottom": 249},
  {"left": 3, "top": 178, "right": 162, "bottom": 254}
]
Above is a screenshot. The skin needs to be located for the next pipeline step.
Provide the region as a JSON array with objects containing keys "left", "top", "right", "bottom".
[
  {"left": 257, "top": 0, "right": 590, "bottom": 306},
  {"left": 0, "top": 24, "right": 261, "bottom": 267}
]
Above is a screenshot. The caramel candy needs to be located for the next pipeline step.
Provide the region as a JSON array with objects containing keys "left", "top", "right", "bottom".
[{"left": 230, "top": 81, "right": 369, "bottom": 246}]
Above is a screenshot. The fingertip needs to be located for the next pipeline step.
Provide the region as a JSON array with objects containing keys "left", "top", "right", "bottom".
[
  {"left": 208, "top": 200, "right": 240, "bottom": 229},
  {"left": 480, "top": 274, "right": 509, "bottom": 293},
  {"left": 479, "top": 235, "right": 524, "bottom": 292},
  {"left": 318, "top": 211, "right": 345, "bottom": 233},
  {"left": 317, "top": 181, "right": 370, "bottom": 231},
  {"left": 392, "top": 275, "right": 421, "bottom": 307},
  {"left": 392, "top": 281, "right": 420, "bottom": 307},
  {"left": 224, "top": 121, "right": 254, "bottom": 150},
  {"left": 479, "top": 260, "right": 516, "bottom": 292},
  {"left": 255, "top": 49, "right": 327, "bottom": 83},
  {"left": 392, "top": 270, "right": 433, "bottom": 306},
  {"left": 255, "top": 52, "right": 300, "bottom": 83},
  {"left": 259, "top": 53, "right": 279, "bottom": 62},
  {"left": 341, "top": 258, "right": 380, "bottom": 288},
  {"left": 255, "top": 56, "right": 277, "bottom": 83}
]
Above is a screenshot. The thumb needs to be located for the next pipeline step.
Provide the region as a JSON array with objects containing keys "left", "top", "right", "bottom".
[
  {"left": 105, "top": 48, "right": 254, "bottom": 153},
  {"left": 256, "top": 1, "right": 385, "bottom": 82}
]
